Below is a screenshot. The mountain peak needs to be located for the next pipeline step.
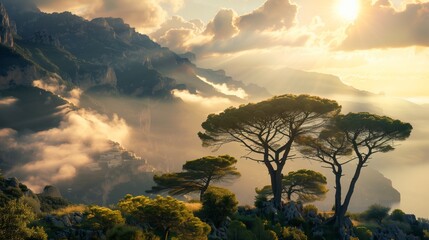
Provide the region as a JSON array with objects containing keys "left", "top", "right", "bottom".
[
  {"left": 0, "top": 0, "right": 40, "bottom": 14},
  {"left": 0, "top": 2, "right": 14, "bottom": 47}
]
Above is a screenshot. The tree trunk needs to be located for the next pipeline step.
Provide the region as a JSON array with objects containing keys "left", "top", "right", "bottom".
[
  {"left": 269, "top": 170, "right": 283, "bottom": 209},
  {"left": 337, "top": 163, "right": 364, "bottom": 240},
  {"left": 200, "top": 175, "right": 212, "bottom": 201},
  {"left": 334, "top": 166, "right": 343, "bottom": 238},
  {"left": 163, "top": 228, "right": 169, "bottom": 240}
]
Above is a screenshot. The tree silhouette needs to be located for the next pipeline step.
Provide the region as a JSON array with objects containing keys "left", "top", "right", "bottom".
[
  {"left": 256, "top": 169, "right": 328, "bottom": 204},
  {"left": 198, "top": 94, "right": 340, "bottom": 208},
  {"left": 298, "top": 112, "right": 412, "bottom": 239},
  {"left": 147, "top": 155, "right": 240, "bottom": 200}
]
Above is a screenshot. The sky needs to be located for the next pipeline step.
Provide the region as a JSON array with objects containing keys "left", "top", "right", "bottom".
[{"left": 33, "top": 0, "right": 429, "bottom": 103}]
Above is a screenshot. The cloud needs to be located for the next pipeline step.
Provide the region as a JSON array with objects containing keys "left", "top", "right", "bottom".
[
  {"left": 33, "top": 0, "right": 183, "bottom": 31},
  {"left": 237, "top": 0, "right": 297, "bottom": 32},
  {"left": 33, "top": 76, "right": 82, "bottom": 106},
  {"left": 0, "top": 97, "right": 18, "bottom": 106},
  {"left": 204, "top": 9, "right": 239, "bottom": 40},
  {"left": 172, "top": 89, "right": 231, "bottom": 107},
  {"left": 151, "top": 0, "right": 308, "bottom": 56},
  {"left": 339, "top": 1, "right": 429, "bottom": 50},
  {"left": 0, "top": 109, "right": 130, "bottom": 192},
  {"left": 196, "top": 75, "right": 248, "bottom": 99}
]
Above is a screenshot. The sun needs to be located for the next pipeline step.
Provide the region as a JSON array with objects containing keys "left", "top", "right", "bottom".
[{"left": 337, "top": 0, "right": 360, "bottom": 21}]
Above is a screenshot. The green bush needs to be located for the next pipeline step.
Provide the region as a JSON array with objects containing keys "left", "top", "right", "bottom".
[
  {"left": 390, "top": 209, "right": 405, "bottom": 222},
  {"left": 281, "top": 227, "right": 307, "bottom": 240},
  {"left": 201, "top": 187, "right": 238, "bottom": 226},
  {"left": 360, "top": 204, "right": 390, "bottom": 224},
  {"left": 227, "top": 220, "right": 257, "bottom": 240},
  {"left": 84, "top": 206, "right": 125, "bottom": 232},
  {"left": 118, "top": 195, "right": 210, "bottom": 240},
  {"left": 354, "top": 226, "right": 372, "bottom": 240},
  {"left": 0, "top": 199, "right": 47, "bottom": 240},
  {"left": 303, "top": 204, "right": 318, "bottom": 216},
  {"left": 106, "top": 225, "right": 159, "bottom": 240}
]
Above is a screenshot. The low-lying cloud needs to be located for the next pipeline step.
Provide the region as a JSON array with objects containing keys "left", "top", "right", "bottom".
[
  {"left": 340, "top": 1, "right": 429, "bottom": 50},
  {"left": 196, "top": 75, "right": 248, "bottom": 99},
  {"left": 33, "top": 76, "right": 82, "bottom": 106},
  {"left": 172, "top": 89, "right": 232, "bottom": 107},
  {"left": 1, "top": 109, "right": 130, "bottom": 192}
]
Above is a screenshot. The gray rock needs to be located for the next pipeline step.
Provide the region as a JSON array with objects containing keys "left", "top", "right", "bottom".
[
  {"left": 6, "top": 177, "right": 20, "bottom": 188},
  {"left": 41, "top": 185, "right": 63, "bottom": 198},
  {"left": 373, "top": 224, "right": 420, "bottom": 240},
  {"left": 281, "top": 201, "right": 304, "bottom": 223},
  {"left": 0, "top": 3, "right": 14, "bottom": 48}
]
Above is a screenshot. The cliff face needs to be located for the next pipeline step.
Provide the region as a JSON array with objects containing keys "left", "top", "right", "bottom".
[{"left": 0, "top": 3, "right": 13, "bottom": 47}]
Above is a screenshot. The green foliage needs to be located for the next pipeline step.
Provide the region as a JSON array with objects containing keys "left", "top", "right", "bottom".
[
  {"left": 232, "top": 215, "right": 278, "bottom": 240},
  {"left": 106, "top": 225, "right": 160, "bottom": 240},
  {"left": 118, "top": 195, "right": 210, "bottom": 240},
  {"left": 281, "top": 227, "right": 308, "bottom": 240},
  {"left": 361, "top": 204, "right": 390, "bottom": 224},
  {"left": 303, "top": 204, "right": 318, "bottom": 216},
  {"left": 199, "top": 94, "right": 341, "bottom": 208},
  {"left": 354, "top": 226, "right": 372, "bottom": 240},
  {"left": 201, "top": 187, "right": 238, "bottom": 226},
  {"left": 227, "top": 220, "right": 257, "bottom": 240},
  {"left": 255, "top": 169, "right": 328, "bottom": 205},
  {"left": 0, "top": 199, "right": 47, "bottom": 240},
  {"left": 148, "top": 155, "right": 240, "bottom": 200},
  {"left": 390, "top": 209, "right": 406, "bottom": 222},
  {"left": 84, "top": 206, "right": 125, "bottom": 232}
]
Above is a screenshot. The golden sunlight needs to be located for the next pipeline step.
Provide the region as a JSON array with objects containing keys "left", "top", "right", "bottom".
[{"left": 337, "top": 0, "right": 360, "bottom": 21}]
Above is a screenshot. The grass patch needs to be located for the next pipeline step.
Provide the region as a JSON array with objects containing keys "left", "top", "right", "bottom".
[
  {"left": 51, "top": 205, "right": 87, "bottom": 216},
  {"left": 184, "top": 202, "right": 202, "bottom": 212}
]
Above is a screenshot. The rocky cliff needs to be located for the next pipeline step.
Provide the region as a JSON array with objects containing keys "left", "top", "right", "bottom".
[{"left": 0, "top": 3, "right": 13, "bottom": 47}]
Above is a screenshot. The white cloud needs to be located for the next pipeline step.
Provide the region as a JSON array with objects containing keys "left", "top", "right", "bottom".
[
  {"left": 34, "top": 0, "right": 181, "bottom": 31},
  {"left": 1, "top": 109, "right": 130, "bottom": 192},
  {"left": 196, "top": 75, "right": 248, "bottom": 99},
  {"left": 0, "top": 97, "right": 18, "bottom": 106},
  {"left": 340, "top": 1, "right": 429, "bottom": 50},
  {"left": 172, "top": 89, "right": 232, "bottom": 107}
]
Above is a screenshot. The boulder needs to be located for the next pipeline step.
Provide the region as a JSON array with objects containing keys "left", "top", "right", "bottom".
[{"left": 41, "top": 185, "right": 63, "bottom": 198}]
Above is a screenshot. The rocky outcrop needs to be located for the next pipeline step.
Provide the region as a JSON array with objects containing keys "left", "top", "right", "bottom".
[
  {"left": 0, "top": 3, "right": 14, "bottom": 47},
  {"left": 44, "top": 212, "right": 105, "bottom": 240},
  {"left": 41, "top": 185, "right": 63, "bottom": 198},
  {"left": 30, "top": 31, "right": 61, "bottom": 48},
  {"left": 372, "top": 224, "right": 420, "bottom": 240}
]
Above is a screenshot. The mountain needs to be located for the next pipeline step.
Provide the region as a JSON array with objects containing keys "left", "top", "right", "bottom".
[
  {"left": 0, "top": 2, "right": 14, "bottom": 48},
  {"left": 0, "top": 0, "right": 268, "bottom": 101}
]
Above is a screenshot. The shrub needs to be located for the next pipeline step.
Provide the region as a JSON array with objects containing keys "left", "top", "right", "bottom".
[
  {"left": 361, "top": 204, "right": 390, "bottom": 224},
  {"left": 281, "top": 227, "right": 307, "bottom": 240},
  {"left": 390, "top": 209, "right": 405, "bottom": 222},
  {"left": 0, "top": 199, "right": 47, "bottom": 240},
  {"left": 303, "top": 204, "right": 318, "bottom": 216},
  {"left": 118, "top": 195, "right": 210, "bottom": 240},
  {"left": 201, "top": 187, "right": 238, "bottom": 227},
  {"left": 227, "top": 220, "right": 256, "bottom": 240},
  {"left": 84, "top": 206, "right": 125, "bottom": 232},
  {"left": 106, "top": 224, "right": 160, "bottom": 240},
  {"left": 354, "top": 226, "right": 372, "bottom": 240}
]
